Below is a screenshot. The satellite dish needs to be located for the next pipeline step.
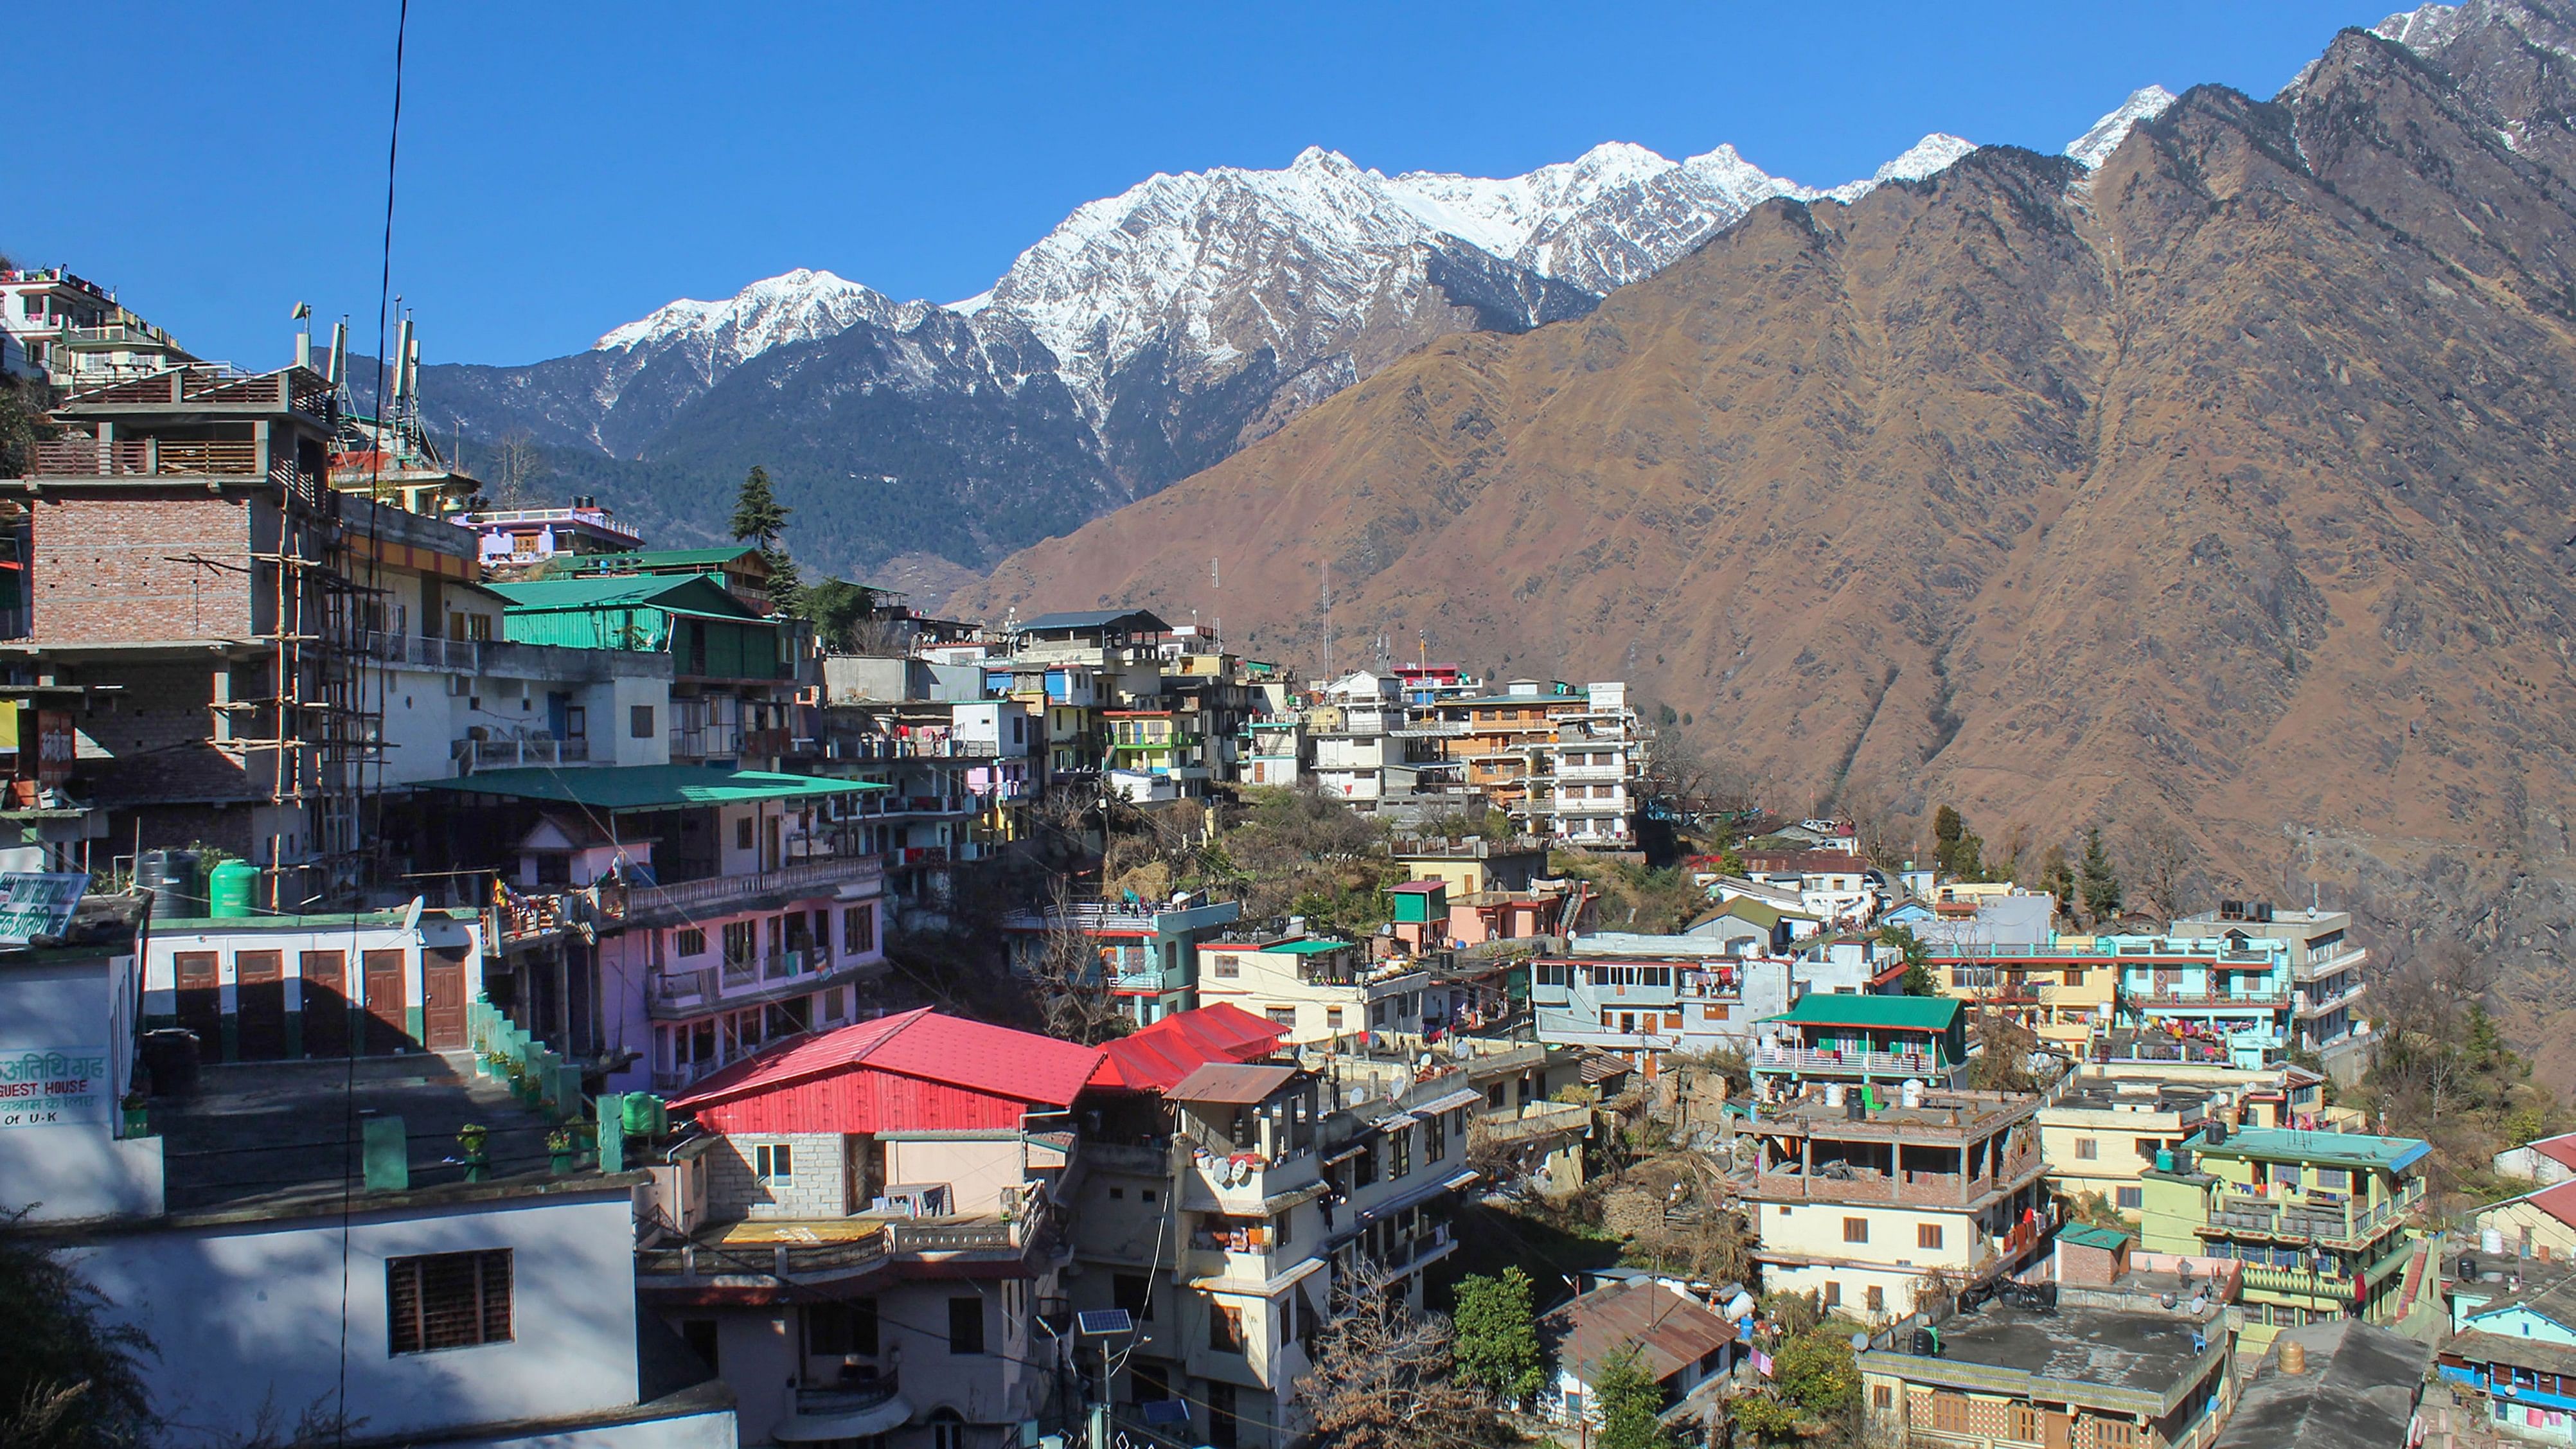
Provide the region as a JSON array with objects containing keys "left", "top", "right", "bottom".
[{"left": 1850, "top": 1331, "right": 1870, "bottom": 1353}]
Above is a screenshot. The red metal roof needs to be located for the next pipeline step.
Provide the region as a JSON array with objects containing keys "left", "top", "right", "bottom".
[
  {"left": 2521, "top": 1179, "right": 2576, "bottom": 1229},
  {"left": 1092, "top": 1004, "right": 1288, "bottom": 1093},
  {"left": 671, "top": 1008, "right": 1106, "bottom": 1135},
  {"left": 1167, "top": 1063, "right": 1299, "bottom": 1105},
  {"left": 2534, "top": 1135, "right": 2576, "bottom": 1173}
]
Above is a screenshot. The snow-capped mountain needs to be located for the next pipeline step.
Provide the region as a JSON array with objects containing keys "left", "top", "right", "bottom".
[
  {"left": 408, "top": 102, "right": 2194, "bottom": 587},
  {"left": 2064, "top": 87, "right": 2180, "bottom": 170}
]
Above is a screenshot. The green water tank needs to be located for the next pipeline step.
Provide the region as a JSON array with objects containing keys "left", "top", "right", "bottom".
[{"left": 207, "top": 859, "right": 258, "bottom": 920}]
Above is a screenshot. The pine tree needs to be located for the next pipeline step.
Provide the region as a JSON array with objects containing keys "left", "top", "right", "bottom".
[
  {"left": 2079, "top": 826, "right": 2124, "bottom": 925},
  {"left": 1452, "top": 1268, "right": 1545, "bottom": 1407},
  {"left": 729, "top": 466, "right": 801, "bottom": 612}
]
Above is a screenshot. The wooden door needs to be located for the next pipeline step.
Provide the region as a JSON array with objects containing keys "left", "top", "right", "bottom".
[
  {"left": 362, "top": 949, "right": 409, "bottom": 1054},
  {"left": 2043, "top": 1410, "right": 2073, "bottom": 1449},
  {"left": 299, "top": 950, "right": 350, "bottom": 1057},
  {"left": 422, "top": 947, "right": 468, "bottom": 1051},
  {"left": 174, "top": 951, "right": 220, "bottom": 1062},
  {"left": 234, "top": 951, "right": 286, "bottom": 1060}
]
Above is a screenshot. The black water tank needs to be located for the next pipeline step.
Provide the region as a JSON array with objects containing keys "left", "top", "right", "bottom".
[
  {"left": 2460, "top": 1254, "right": 2479, "bottom": 1283},
  {"left": 1913, "top": 1326, "right": 1942, "bottom": 1356},
  {"left": 1846, "top": 1092, "right": 1868, "bottom": 1121},
  {"left": 2205, "top": 1121, "right": 2227, "bottom": 1146},
  {"left": 137, "top": 848, "right": 202, "bottom": 920},
  {"left": 141, "top": 1028, "right": 199, "bottom": 1098}
]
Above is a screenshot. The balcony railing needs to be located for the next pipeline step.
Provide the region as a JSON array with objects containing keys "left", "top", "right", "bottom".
[
  {"left": 797, "top": 1373, "right": 900, "bottom": 1416},
  {"left": 651, "top": 966, "right": 717, "bottom": 1008},
  {"left": 457, "top": 735, "right": 590, "bottom": 770},
  {"left": 636, "top": 1200, "right": 1053, "bottom": 1283},
  {"left": 1754, "top": 1044, "right": 1950, "bottom": 1076},
  {"left": 722, "top": 954, "right": 759, "bottom": 989},
  {"left": 1747, "top": 1145, "right": 2043, "bottom": 1207},
  {"left": 2203, "top": 1180, "right": 2423, "bottom": 1247},
  {"left": 837, "top": 735, "right": 1002, "bottom": 760},
  {"left": 2127, "top": 988, "right": 2289, "bottom": 1008},
  {"left": 630, "top": 855, "right": 884, "bottom": 920}
]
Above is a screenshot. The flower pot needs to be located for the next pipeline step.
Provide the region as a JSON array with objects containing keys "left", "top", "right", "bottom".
[
  {"left": 121, "top": 1104, "right": 150, "bottom": 1136},
  {"left": 549, "top": 1150, "right": 574, "bottom": 1175}
]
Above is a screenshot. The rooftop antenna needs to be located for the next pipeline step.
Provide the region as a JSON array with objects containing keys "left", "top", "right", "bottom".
[
  {"left": 1211, "top": 555, "right": 1220, "bottom": 591},
  {"left": 1322, "top": 558, "right": 1333, "bottom": 680},
  {"left": 326, "top": 319, "right": 349, "bottom": 391}
]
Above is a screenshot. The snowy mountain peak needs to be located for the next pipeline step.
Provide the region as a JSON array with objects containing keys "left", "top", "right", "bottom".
[
  {"left": 594, "top": 267, "right": 909, "bottom": 364},
  {"left": 1822, "top": 134, "right": 1978, "bottom": 204},
  {"left": 2373, "top": 4, "right": 2466, "bottom": 49},
  {"left": 2063, "top": 85, "right": 2180, "bottom": 170}
]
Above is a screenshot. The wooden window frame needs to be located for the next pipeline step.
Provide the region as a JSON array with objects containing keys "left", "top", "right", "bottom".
[{"left": 386, "top": 1249, "right": 512, "bottom": 1355}]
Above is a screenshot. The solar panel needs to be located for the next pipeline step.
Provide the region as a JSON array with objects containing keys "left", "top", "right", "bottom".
[{"left": 1076, "top": 1308, "right": 1135, "bottom": 1337}]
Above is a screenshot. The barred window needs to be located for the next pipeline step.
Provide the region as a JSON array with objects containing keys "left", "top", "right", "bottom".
[{"left": 387, "top": 1250, "right": 512, "bottom": 1355}]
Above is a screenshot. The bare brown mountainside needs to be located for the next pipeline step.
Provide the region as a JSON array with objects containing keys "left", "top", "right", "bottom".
[{"left": 959, "top": 21, "right": 2576, "bottom": 1083}]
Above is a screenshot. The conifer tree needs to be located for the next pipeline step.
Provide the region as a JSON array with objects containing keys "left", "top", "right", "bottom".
[
  {"left": 729, "top": 465, "right": 801, "bottom": 610},
  {"left": 2079, "top": 825, "right": 2124, "bottom": 925}
]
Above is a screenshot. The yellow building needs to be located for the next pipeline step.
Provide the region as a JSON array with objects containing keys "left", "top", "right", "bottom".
[
  {"left": 1195, "top": 932, "right": 1434, "bottom": 1048},
  {"left": 2469, "top": 1180, "right": 2576, "bottom": 1263},
  {"left": 2040, "top": 1081, "right": 2214, "bottom": 1223},
  {"left": 1930, "top": 943, "right": 2119, "bottom": 1054}
]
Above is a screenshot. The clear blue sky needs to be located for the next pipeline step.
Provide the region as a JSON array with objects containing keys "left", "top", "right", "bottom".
[{"left": 14, "top": 1, "right": 2382, "bottom": 368}]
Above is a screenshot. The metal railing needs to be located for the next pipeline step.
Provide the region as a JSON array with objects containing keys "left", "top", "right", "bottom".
[
  {"left": 458, "top": 735, "right": 590, "bottom": 770},
  {"left": 629, "top": 855, "right": 883, "bottom": 918},
  {"left": 1754, "top": 1045, "right": 1950, "bottom": 1076},
  {"left": 650, "top": 966, "right": 717, "bottom": 1007}
]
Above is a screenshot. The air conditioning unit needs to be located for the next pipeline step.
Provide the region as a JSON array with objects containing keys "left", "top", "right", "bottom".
[{"left": 871, "top": 1182, "right": 953, "bottom": 1218}]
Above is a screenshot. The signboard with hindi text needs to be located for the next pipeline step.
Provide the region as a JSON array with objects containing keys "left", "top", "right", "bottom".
[
  {"left": 0, "top": 871, "right": 87, "bottom": 944},
  {"left": 0, "top": 1047, "right": 110, "bottom": 1128}
]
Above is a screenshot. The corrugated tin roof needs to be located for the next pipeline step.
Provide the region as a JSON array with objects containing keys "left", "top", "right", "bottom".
[
  {"left": 1015, "top": 609, "right": 1171, "bottom": 633},
  {"left": 2190, "top": 1126, "right": 2429, "bottom": 1173},
  {"left": 1167, "top": 1063, "right": 1298, "bottom": 1105},
  {"left": 673, "top": 1006, "right": 1105, "bottom": 1113},
  {"left": 1765, "top": 995, "right": 1961, "bottom": 1032},
  {"left": 1545, "top": 1279, "right": 1737, "bottom": 1385},
  {"left": 2532, "top": 1133, "right": 2576, "bottom": 1172},
  {"left": 566, "top": 546, "right": 761, "bottom": 569},
  {"left": 418, "top": 764, "right": 882, "bottom": 808},
  {"left": 486, "top": 572, "right": 758, "bottom": 618},
  {"left": 1093, "top": 1004, "right": 1289, "bottom": 1092}
]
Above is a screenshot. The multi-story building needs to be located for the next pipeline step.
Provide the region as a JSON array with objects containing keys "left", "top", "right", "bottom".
[
  {"left": 1, "top": 888, "right": 736, "bottom": 1445},
  {"left": 141, "top": 903, "right": 488, "bottom": 1065},
  {"left": 1239, "top": 713, "right": 1304, "bottom": 787},
  {"left": 552, "top": 544, "right": 782, "bottom": 614},
  {"left": 1750, "top": 994, "right": 1969, "bottom": 1089},
  {"left": 2136, "top": 1125, "right": 2429, "bottom": 1356},
  {"left": 644, "top": 1009, "right": 1100, "bottom": 1449},
  {"left": 1105, "top": 707, "right": 1209, "bottom": 801},
  {"left": 1532, "top": 944, "right": 1788, "bottom": 1067},
  {"left": 6, "top": 362, "right": 375, "bottom": 906},
  {"left": 1001, "top": 891, "right": 1244, "bottom": 1025},
  {"left": 456, "top": 499, "right": 648, "bottom": 570},
  {"left": 1068, "top": 1035, "right": 1479, "bottom": 1449},
  {"left": 1856, "top": 1225, "right": 2236, "bottom": 1449},
  {"left": 418, "top": 763, "right": 889, "bottom": 1093},
  {"left": 2170, "top": 904, "right": 2370, "bottom": 1075},
  {"left": 0, "top": 265, "right": 195, "bottom": 389},
  {"left": 2439, "top": 1267, "right": 2576, "bottom": 1442},
  {"left": 1434, "top": 679, "right": 1643, "bottom": 845},
  {"left": 821, "top": 695, "right": 1041, "bottom": 924},
  {"left": 1729, "top": 1080, "right": 2054, "bottom": 1323},
  {"left": 485, "top": 571, "right": 805, "bottom": 772},
  {"left": 1194, "top": 928, "right": 1439, "bottom": 1049},
  {"left": 1739, "top": 849, "right": 1886, "bottom": 930},
  {"left": 2039, "top": 1079, "right": 2216, "bottom": 1222},
  {"left": 1930, "top": 940, "right": 2120, "bottom": 1056},
  {"left": 2108, "top": 933, "right": 2298, "bottom": 1072}
]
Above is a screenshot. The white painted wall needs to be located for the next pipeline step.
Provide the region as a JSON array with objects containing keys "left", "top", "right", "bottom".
[
  {"left": 0, "top": 949, "right": 163, "bottom": 1222},
  {"left": 67, "top": 1189, "right": 650, "bottom": 1443}
]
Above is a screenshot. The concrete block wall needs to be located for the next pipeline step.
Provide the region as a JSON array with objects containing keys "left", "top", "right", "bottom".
[
  {"left": 30, "top": 493, "right": 256, "bottom": 643},
  {"left": 708, "top": 1131, "right": 848, "bottom": 1219}
]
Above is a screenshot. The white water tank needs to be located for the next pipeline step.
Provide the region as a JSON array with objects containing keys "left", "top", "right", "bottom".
[
  {"left": 1901, "top": 1078, "right": 1926, "bottom": 1109},
  {"left": 1824, "top": 1083, "right": 1847, "bottom": 1108},
  {"left": 2484, "top": 1227, "right": 2507, "bottom": 1256}
]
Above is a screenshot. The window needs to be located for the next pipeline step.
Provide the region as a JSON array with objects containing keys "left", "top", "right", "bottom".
[
  {"left": 631, "top": 704, "right": 655, "bottom": 738},
  {"left": 1843, "top": 1217, "right": 1869, "bottom": 1244},
  {"left": 807, "top": 1298, "right": 880, "bottom": 1356},
  {"left": 1390, "top": 1130, "right": 1414, "bottom": 1179},
  {"left": 1930, "top": 1392, "right": 1970, "bottom": 1434},
  {"left": 2117, "top": 1186, "right": 2144, "bottom": 1210},
  {"left": 947, "top": 1296, "right": 986, "bottom": 1355},
  {"left": 2075, "top": 1138, "right": 2099, "bottom": 1160},
  {"left": 2063, "top": 968, "right": 2083, "bottom": 988},
  {"left": 755, "top": 1142, "right": 794, "bottom": 1185},
  {"left": 2095, "top": 1418, "right": 2144, "bottom": 1449},
  {"left": 1918, "top": 1223, "right": 1944, "bottom": 1250},
  {"left": 1865, "top": 1285, "right": 1884, "bottom": 1313},
  {"left": 1212, "top": 954, "right": 1241, "bottom": 979},
  {"left": 842, "top": 904, "right": 876, "bottom": 956},
  {"left": 2011, "top": 1402, "right": 2041, "bottom": 1442},
  {"left": 1210, "top": 1302, "right": 1245, "bottom": 1351},
  {"left": 932, "top": 1409, "right": 969, "bottom": 1449},
  {"left": 1328, "top": 1006, "right": 1346, "bottom": 1031},
  {"left": 1873, "top": 1385, "right": 1894, "bottom": 1411},
  {"left": 735, "top": 817, "right": 754, "bottom": 851},
  {"left": 1115, "top": 1272, "right": 1156, "bottom": 1322},
  {"left": 2271, "top": 1162, "right": 2300, "bottom": 1187},
  {"left": 1266, "top": 1006, "right": 1296, "bottom": 1029},
  {"left": 387, "top": 1250, "right": 511, "bottom": 1354},
  {"left": 1823, "top": 1281, "right": 1841, "bottom": 1308},
  {"left": 675, "top": 928, "right": 707, "bottom": 958},
  {"left": 2315, "top": 1167, "right": 2351, "bottom": 1191}
]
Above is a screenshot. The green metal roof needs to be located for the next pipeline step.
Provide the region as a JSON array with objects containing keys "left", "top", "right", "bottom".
[
  {"left": 1265, "top": 938, "right": 1353, "bottom": 956},
  {"left": 418, "top": 765, "right": 884, "bottom": 810},
  {"left": 2189, "top": 1126, "right": 2429, "bottom": 1173},
  {"left": 2058, "top": 1222, "right": 2133, "bottom": 1251},
  {"left": 484, "top": 573, "right": 757, "bottom": 616},
  {"left": 1764, "top": 994, "right": 1962, "bottom": 1031},
  {"left": 564, "top": 546, "right": 761, "bottom": 570}
]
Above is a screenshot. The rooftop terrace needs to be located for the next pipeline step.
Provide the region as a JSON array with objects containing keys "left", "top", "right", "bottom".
[{"left": 1866, "top": 1296, "right": 2225, "bottom": 1418}]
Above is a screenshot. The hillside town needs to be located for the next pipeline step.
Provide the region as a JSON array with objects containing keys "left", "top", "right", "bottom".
[{"left": 0, "top": 279, "right": 2561, "bottom": 1449}]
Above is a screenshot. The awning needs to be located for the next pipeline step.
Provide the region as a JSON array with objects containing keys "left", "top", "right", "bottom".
[
  {"left": 418, "top": 763, "right": 886, "bottom": 810},
  {"left": 1409, "top": 1088, "right": 1483, "bottom": 1116},
  {"left": 772, "top": 1395, "right": 914, "bottom": 1443}
]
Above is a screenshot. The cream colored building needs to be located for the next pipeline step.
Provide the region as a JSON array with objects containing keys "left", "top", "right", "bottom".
[
  {"left": 1734, "top": 1085, "right": 2052, "bottom": 1324},
  {"left": 1195, "top": 933, "right": 1436, "bottom": 1048},
  {"left": 2039, "top": 1081, "right": 2213, "bottom": 1223}
]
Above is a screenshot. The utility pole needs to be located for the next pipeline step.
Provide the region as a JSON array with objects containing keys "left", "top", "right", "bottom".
[{"left": 1322, "top": 558, "right": 1333, "bottom": 679}]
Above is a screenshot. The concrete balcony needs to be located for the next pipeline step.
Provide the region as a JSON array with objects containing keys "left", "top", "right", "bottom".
[
  {"left": 1754, "top": 1044, "right": 1951, "bottom": 1078},
  {"left": 1745, "top": 1142, "right": 2043, "bottom": 1208},
  {"left": 627, "top": 855, "right": 883, "bottom": 922},
  {"left": 2203, "top": 1180, "right": 2422, "bottom": 1249},
  {"left": 456, "top": 734, "right": 591, "bottom": 771},
  {"left": 1180, "top": 1148, "right": 1323, "bottom": 1214}
]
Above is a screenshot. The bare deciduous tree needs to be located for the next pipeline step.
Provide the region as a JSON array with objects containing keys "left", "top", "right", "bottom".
[
  {"left": 2120, "top": 819, "right": 2205, "bottom": 918},
  {"left": 1294, "top": 1259, "right": 1505, "bottom": 1449},
  {"left": 1025, "top": 876, "right": 1130, "bottom": 1045},
  {"left": 490, "top": 429, "right": 546, "bottom": 508}
]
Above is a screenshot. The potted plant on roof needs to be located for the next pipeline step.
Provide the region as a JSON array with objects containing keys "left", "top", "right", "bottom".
[
  {"left": 120, "top": 1088, "right": 150, "bottom": 1137},
  {"left": 457, "top": 1123, "right": 490, "bottom": 1182},
  {"left": 546, "top": 1126, "right": 576, "bottom": 1175}
]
